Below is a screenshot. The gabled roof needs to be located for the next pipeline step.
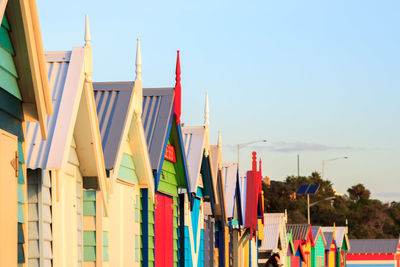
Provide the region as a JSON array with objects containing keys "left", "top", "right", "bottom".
[
  {"left": 286, "top": 224, "right": 312, "bottom": 242},
  {"left": 348, "top": 239, "right": 400, "bottom": 254},
  {"left": 182, "top": 126, "right": 206, "bottom": 193},
  {"left": 311, "top": 226, "right": 327, "bottom": 247},
  {"left": 209, "top": 144, "right": 226, "bottom": 222},
  {"left": 26, "top": 49, "right": 84, "bottom": 169},
  {"left": 223, "top": 162, "right": 239, "bottom": 219},
  {"left": 4, "top": 0, "right": 52, "bottom": 138},
  {"left": 239, "top": 171, "right": 247, "bottom": 225},
  {"left": 260, "top": 223, "right": 280, "bottom": 251},
  {"left": 93, "top": 82, "right": 133, "bottom": 170},
  {"left": 25, "top": 40, "right": 108, "bottom": 214},
  {"left": 142, "top": 87, "right": 190, "bottom": 192},
  {"left": 261, "top": 213, "right": 287, "bottom": 251},
  {"left": 321, "top": 226, "right": 348, "bottom": 249},
  {"left": 142, "top": 87, "right": 174, "bottom": 173},
  {"left": 93, "top": 81, "right": 155, "bottom": 200},
  {"left": 323, "top": 232, "right": 335, "bottom": 249}
]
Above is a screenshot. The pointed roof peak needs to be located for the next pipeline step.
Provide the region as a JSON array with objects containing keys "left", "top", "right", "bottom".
[
  {"left": 84, "top": 14, "right": 91, "bottom": 46},
  {"left": 136, "top": 38, "right": 142, "bottom": 81},
  {"left": 204, "top": 92, "right": 209, "bottom": 126},
  {"left": 217, "top": 130, "right": 222, "bottom": 148},
  {"left": 174, "top": 50, "right": 182, "bottom": 124}
]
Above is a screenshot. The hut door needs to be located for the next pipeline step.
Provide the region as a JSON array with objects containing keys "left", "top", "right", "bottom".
[
  {"left": 0, "top": 130, "right": 18, "bottom": 267},
  {"left": 155, "top": 193, "right": 173, "bottom": 267}
]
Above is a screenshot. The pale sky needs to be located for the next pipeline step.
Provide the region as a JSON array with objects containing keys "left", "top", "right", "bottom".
[{"left": 37, "top": 0, "right": 400, "bottom": 202}]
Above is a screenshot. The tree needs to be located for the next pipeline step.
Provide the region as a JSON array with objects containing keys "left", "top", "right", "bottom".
[{"left": 263, "top": 173, "right": 399, "bottom": 239}]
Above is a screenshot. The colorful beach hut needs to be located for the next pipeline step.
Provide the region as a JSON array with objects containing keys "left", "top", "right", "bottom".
[
  {"left": 223, "top": 161, "right": 242, "bottom": 267},
  {"left": 259, "top": 213, "right": 288, "bottom": 266},
  {"left": 141, "top": 51, "right": 190, "bottom": 267},
  {"left": 93, "top": 38, "right": 155, "bottom": 266},
  {"left": 286, "top": 231, "right": 295, "bottom": 267},
  {"left": 0, "top": 1, "right": 52, "bottom": 265},
  {"left": 208, "top": 132, "right": 227, "bottom": 267},
  {"left": 287, "top": 224, "right": 312, "bottom": 267},
  {"left": 181, "top": 92, "right": 215, "bottom": 267},
  {"left": 321, "top": 226, "right": 350, "bottom": 267},
  {"left": 311, "top": 226, "right": 327, "bottom": 267},
  {"left": 347, "top": 239, "right": 400, "bottom": 267},
  {"left": 238, "top": 152, "right": 264, "bottom": 267},
  {"left": 26, "top": 16, "right": 109, "bottom": 266}
]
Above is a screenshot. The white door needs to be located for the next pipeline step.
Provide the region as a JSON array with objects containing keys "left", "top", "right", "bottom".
[{"left": 0, "top": 129, "right": 18, "bottom": 267}]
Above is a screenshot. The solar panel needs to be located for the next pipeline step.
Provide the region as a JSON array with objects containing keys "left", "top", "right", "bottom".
[
  {"left": 306, "top": 184, "right": 320, "bottom": 194},
  {"left": 296, "top": 184, "right": 320, "bottom": 195},
  {"left": 296, "top": 185, "right": 309, "bottom": 194}
]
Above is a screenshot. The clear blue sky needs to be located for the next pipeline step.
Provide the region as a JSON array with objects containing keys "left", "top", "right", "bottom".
[{"left": 37, "top": 0, "right": 400, "bottom": 201}]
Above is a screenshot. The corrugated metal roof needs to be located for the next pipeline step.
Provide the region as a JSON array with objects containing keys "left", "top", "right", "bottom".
[
  {"left": 93, "top": 82, "right": 133, "bottom": 170},
  {"left": 239, "top": 171, "right": 247, "bottom": 225},
  {"left": 261, "top": 223, "right": 280, "bottom": 251},
  {"left": 348, "top": 239, "right": 399, "bottom": 254},
  {"left": 312, "top": 226, "right": 320, "bottom": 243},
  {"left": 264, "top": 213, "right": 285, "bottom": 224},
  {"left": 321, "top": 227, "right": 346, "bottom": 248},
  {"left": 222, "top": 162, "right": 238, "bottom": 218},
  {"left": 26, "top": 50, "right": 83, "bottom": 169},
  {"left": 324, "top": 231, "right": 334, "bottom": 247},
  {"left": 261, "top": 213, "right": 287, "bottom": 251},
  {"left": 182, "top": 126, "right": 206, "bottom": 193},
  {"left": 286, "top": 224, "right": 310, "bottom": 241},
  {"left": 142, "top": 88, "right": 174, "bottom": 172}
]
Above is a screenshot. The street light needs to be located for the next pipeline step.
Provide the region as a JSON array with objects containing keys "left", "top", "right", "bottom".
[
  {"left": 322, "top": 156, "right": 348, "bottom": 180},
  {"left": 237, "top": 139, "right": 267, "bottom": 171}
]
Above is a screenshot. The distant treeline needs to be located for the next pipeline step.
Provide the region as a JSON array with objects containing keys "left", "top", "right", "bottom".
[{"left": 263, "top": 172, "right": 400, "bottom": 239}]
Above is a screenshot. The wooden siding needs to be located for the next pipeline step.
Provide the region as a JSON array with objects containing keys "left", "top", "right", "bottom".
[
  {"left": 108, "top": 181, "right": 140, "bottom": 266},
  {"left": 203, "top": 217, "right": 214, "bottom": 267},
  {"left": 181, "top": 188, "right": 205, "bottom": 267},
  {"left": 0, "top": 129, "right": 18, "bottom": 266},
  {"left": 83, "top": 190, "right": 109, "bottom": 266},
  {"left": 27, "top": 169, "right": 53, "bottom": 267},
  {"left": 140, "top": 189, "right": 155, "bottom": 267},
  {"left": 157, "top": 159, "right": 179, "bottom": 266},
  {"left": 0, "top": 15, "right": 21, "bottom": 100},
  {"left": 311, "top": 235, "right": 325, "bottom": 267}
]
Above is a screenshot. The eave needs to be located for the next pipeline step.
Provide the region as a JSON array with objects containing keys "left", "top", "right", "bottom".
[{"left": 6, "top": 0, "right": 52, "bottom": 139}]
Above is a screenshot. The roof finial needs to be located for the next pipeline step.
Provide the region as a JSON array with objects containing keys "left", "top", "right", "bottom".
[
  {"left": 174, "top": 50, "right": 182, "bottom": 124},
  {"left": 136, "top": 38, "right": 142, "bottom": 80},
  {"left": 333, "top": 222, "right": 336, "bottom": 240},
  {"left": 204, "top": 92, "right": 209, "bottom": 126},
  {"left": 85, "top": 14, "right": 91, "bottom": 46},
  {"left": 252, "top": 152, "right": 257, "bottom": 172},
  {"left": 259, "top": 158, "right": 262, "bottom": 174},
  {"left": 217, "top": 130, "right": 222, "bottom": 148}
]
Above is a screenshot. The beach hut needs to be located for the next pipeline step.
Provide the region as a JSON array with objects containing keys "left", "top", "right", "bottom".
[
  {"left": 259, "top": 213, "right": 288, "bottom": 266},
  {"left": 286, "top": 224, "right": 313, "bottom": 267},
  {"left": 0, "top": 1, "right": 52, "bottom": 265},
  {"left": 292, "top": 238, "right": 307, "bottom": 267},
  {"left": 310, "top": 226, "right": 327, "bottom": 267},
  {"left": 25, "top": 16, "right": 109, "bottom": 267},
  {"left": 346, "top": 239, "right": 400, "bottom": 267},
  {"left": 223, "top": 161, "right": 244, "bottom": 267},
  {"left": 321, "top": 226, "right": 350, "bottom": 267},
  {"left": 208, "top": 132, "right": 227, "bottom": 267},
  {"left": 321, "top": 230, "right": 336, "bottom": 267},
  {"left": 141, "top": 51, "right": 190, "bottom": 267},
  {"left": 181, "top": 92, "right": 215, "bottom": 267},
  {"left": 93, "top": 38, "right": 155, "bottom": 266},
  {"left": 286, "top": 232, "right": 295, "bottom": 267}
]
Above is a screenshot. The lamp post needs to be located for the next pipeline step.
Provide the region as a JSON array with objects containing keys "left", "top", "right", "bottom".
[
  {"left": 308, "top": 196, "right": 336, "bottom": 224},
  {"left": 322, "top": 156, "right": 348, "bottom": 180},
  {"left": 237, "top": 139, "right": 267, "bottom": 171}
]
